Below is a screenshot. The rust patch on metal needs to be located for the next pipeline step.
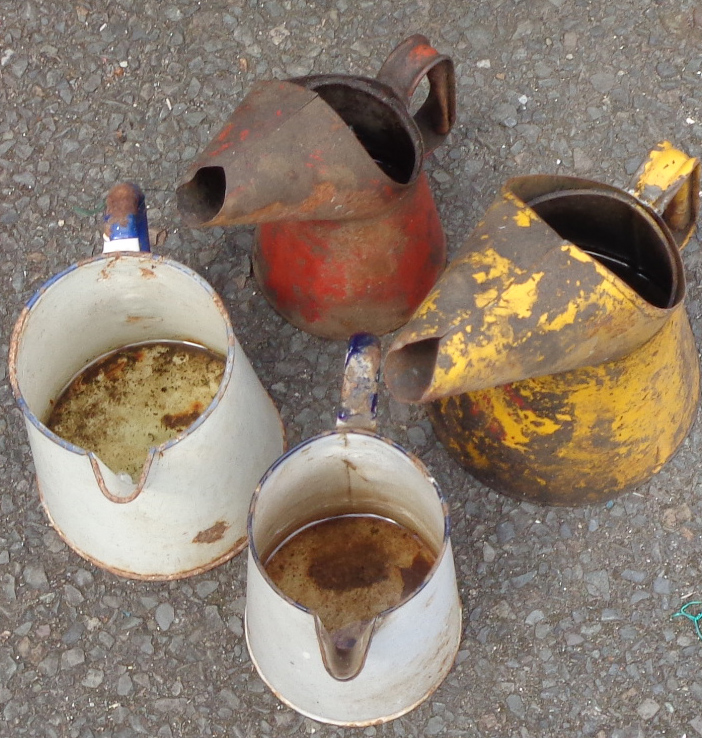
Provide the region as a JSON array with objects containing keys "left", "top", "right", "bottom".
[
  {"left": 105, "top": 182, "right": 140, "bottom": 228},
  {"left": 193, "top": 520, "right": 230, "bottom": 544},
  {"left": 139, "top": 267, "right": 156, "bottom": 279},
  {"left": 162, "top": 402, "right": 205, "bottom": 431}
]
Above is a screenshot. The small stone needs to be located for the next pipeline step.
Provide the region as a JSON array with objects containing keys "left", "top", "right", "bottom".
[
  {"left": 590, "top": 72, "right": 616, "bottom": 94},
  {"left": 73, "top": 569, "right": 94, "bottom": 588},
  {"left": 155, "top": 603, "right": 175, "bottom": 632},
  {"left": 525, "top": 609, "right": 545, "bottom": 625},
  {"left": 653, "top": 577, "right": 670, "bottom": 595},
  {"left": 219, "top": 688, "right": 241, "bottom": 710},
  {"left": 0, "top": 650, "right": 17, "bottom": 685},
  {"left": 621, "top": 569, "right": 646, "bottom": 584},
  {"left": 204, "top": 605, "right": 224, "bottom": 631},
  {"left": 82, "top": 669, "right": 104, "bottom": 688},
  {"left": 42, "top": 530, "right": 66, "bottom": 553},
  {"left": 61, "top": 622, "right": 84, "bottom": 645},
  {"left": 38, "top": 654, "right": 59, "bottom": 677},
  {"left": 63, "top": 584, "right": 84, "bottom": 606},
  {"left": 630, "top": 591, "right": 650, "bottom": 604},
  {"left": 406, "top": 425, "right": 427, "bottom": 445},
  {"left": 655, "top": 62, "right": 677, "bottom": 79},
  {"left": 496, "top": 520, "right": 515, "bottom": 544},
  {"left": 691, "top": 715, "right": 702, "bottom": 736},
  {"left": 426, "top": 716, "right": 445, "bottom": 735},
  {"left": 117, "top": 673, "right": 133, "bottom": 696},
  {"left": 506, "top": 693, "right": 525, "bottom": 718},
  {"left": 482, "top": 541, "right": 496, "bottom": 563},
  {"left": 23, "top": 564, "right": 49, "bottom": 589},
  {"left": 637, "top": 698, "right": 660, "bottom": 720},
  {"left": 195, "top": 580, "right": 219, "bottom": 599},
  {"left": 565, "top": 633, "right": 584, "bottom": 646},
  {"left": 61, "top": 648, "right": 85, "bottom": 669},
  {"left": 584, "top": 570, "right": 610, "bottom": 600},
  {"left": 601, "top": 608, "right": 622, "bottom": 622},
  {"left": 227, "top": 615, "right": 244, "bottom": 637},
  {"left": 511, "top": 570, "right": 536, "bottom": 589}
]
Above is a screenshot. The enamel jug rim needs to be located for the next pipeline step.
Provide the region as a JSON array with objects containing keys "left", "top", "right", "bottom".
[
  {"left": 247, "top": 427, "right": 451, "bottom": 621},
  {"left": 9, "top": 251, "right": 236, "bottom": 478}
]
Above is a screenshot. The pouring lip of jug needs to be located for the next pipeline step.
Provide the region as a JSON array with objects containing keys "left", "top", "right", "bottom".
[
  {"left": 8, "top": 251, "right": 237, "bottom": 503},
  {"left": 246, "top": 427, "right": 452, "bottom": 622}
]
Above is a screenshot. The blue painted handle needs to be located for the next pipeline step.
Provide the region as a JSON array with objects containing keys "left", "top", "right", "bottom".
[
  {"left": 102, "top": 182, "right": 151, "bottom": 253},
  {"left": 336, "top": 333, "right": 381, "bottom": 431}
]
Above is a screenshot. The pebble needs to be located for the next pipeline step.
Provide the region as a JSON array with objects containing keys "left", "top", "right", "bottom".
[
  {"left": 117, "top": 673, "right": 133, "bottom": 696},
  {"left": 506, "top": 693, "right": 525, "bottom": 718},
  {"left": 155, "top": 603, "right": 175, "bottom": 632},
  {"left": 22, "top": 564, "right": 49, "bottom": 589},
  {"left": 81, "top": 669, "right": 104, "bottom": 688},
  {"left": 636, "top": 698, "right": 660, "bottom": 720},
  {"left": 61, "top": 648, "right": 85, "bottom": 670},
  {"left": 195, "top": 581, "right": 219, "bottom": 599},
  {"left": 652, "top": 577, "right": 671, "bottom": 595},
  {"left": 525, "top": 609, "right": 545, "bottom": 625},
  {"left": 621, "top": 569, "right": 646, "bottom": 583},
  {"left": 496, "top": 520, "right": 515, "bottom": 545}
]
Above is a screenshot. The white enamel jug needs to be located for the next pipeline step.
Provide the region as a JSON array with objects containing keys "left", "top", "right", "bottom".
[
  {"left": 245, "top": 334, "right": 462, "bottom": 725},
  {"left": 9, "top": 183, "right": 285, "bottom": 579}
]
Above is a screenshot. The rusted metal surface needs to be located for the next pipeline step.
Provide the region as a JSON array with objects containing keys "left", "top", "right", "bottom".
[
  {"left": 385, "top": 142, "right": 700, "bottom": 505},
  {"left": 176, "top": 34, "right": 455, "bottom": 339}
]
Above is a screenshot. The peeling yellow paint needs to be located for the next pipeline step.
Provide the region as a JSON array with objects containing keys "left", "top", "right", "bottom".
[
  {"left": 474, "top": 288, "right": 499, "bottom": 309},
  {"left": 514, "top": 208, "right": 538, "bottom": 228},
  {"left": 632, "top": 141, "right": 697, "bottom": 198}
]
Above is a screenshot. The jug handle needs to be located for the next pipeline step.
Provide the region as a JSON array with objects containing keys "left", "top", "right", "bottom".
[
  {"left": 91, "top": 182, "right": 153, "bottom": 504},
  {"left": 628, "top": 140, "right": 700, "bottom": 250},
  {"left": 336, "top": 333, "right": 381, "bottom": 432},
  {"left": 102, "top": 182, "right": 152, "bottom": 253},
  {"left": 376, "top": 34, "right": 456, "bottom": 156}
]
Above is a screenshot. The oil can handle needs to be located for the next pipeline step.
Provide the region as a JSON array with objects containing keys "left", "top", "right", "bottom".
[
  {"left": 628, "top": 141, "right": 701, "bottom": 250},
  {"left": 102, "top": 182, "right": 152, "bottom": 254},
  {"left": 336, "top": 333, "right": 381, "bottom": 432},
  {"left": 376, "top": 34, "right": 456, "bottom": 156}
]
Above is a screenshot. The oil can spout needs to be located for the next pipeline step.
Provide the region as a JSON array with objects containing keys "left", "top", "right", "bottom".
[
  {"left": 314, "top": 615, "right": 377, "bottom": 681},
  {"left": 176, "top": 79, "right": 408, "bottom": 229}
]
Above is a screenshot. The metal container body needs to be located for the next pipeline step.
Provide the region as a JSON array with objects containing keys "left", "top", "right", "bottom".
[
  {"left": 176, "top": 34, "right": 455, "bottom": 339},
  {"left": 254, "top": 172, "right": 445, "bottom": 338},
  {"left": 385, "top": 142, "right": 701, "bottom": 505},
  {"left": 245, "top": 430, "right": 462, "bottom": 725},
  {"left": 9, "top": 253, "right": 285, "bottom": 579},
  {"left": 429, "top": 306, "right": 699, "bottom": 505}
]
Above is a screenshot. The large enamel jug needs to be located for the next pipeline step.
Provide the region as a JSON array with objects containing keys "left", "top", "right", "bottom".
[
  {"left": 9, "top": 183, "right": 285, "bottom": 578},
  {"left": 384, "top": 143, "right": 700, "bottom": 505},
  {"left": 245, "top": 335, "right": 462, "bottom": 725},
  {"left": 176, "top": 34, "right": 455, "bottom": 339}
]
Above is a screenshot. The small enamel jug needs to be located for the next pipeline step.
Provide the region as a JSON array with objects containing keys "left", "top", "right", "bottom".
[
  {"left": 245, "top": 334, "right": 462, "bottom": 725},
  {"left": 9, "top": 183, "right": 285, "bottom": 579}
]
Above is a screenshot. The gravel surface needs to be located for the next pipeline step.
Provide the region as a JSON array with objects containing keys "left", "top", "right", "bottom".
[{"left": 2, "top": 1, "right": 702, "bottom": 736}]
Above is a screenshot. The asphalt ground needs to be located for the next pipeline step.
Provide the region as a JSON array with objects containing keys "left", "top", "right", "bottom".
[{"left": 2, "top": 1, "right": 702, "bottom": 736}]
